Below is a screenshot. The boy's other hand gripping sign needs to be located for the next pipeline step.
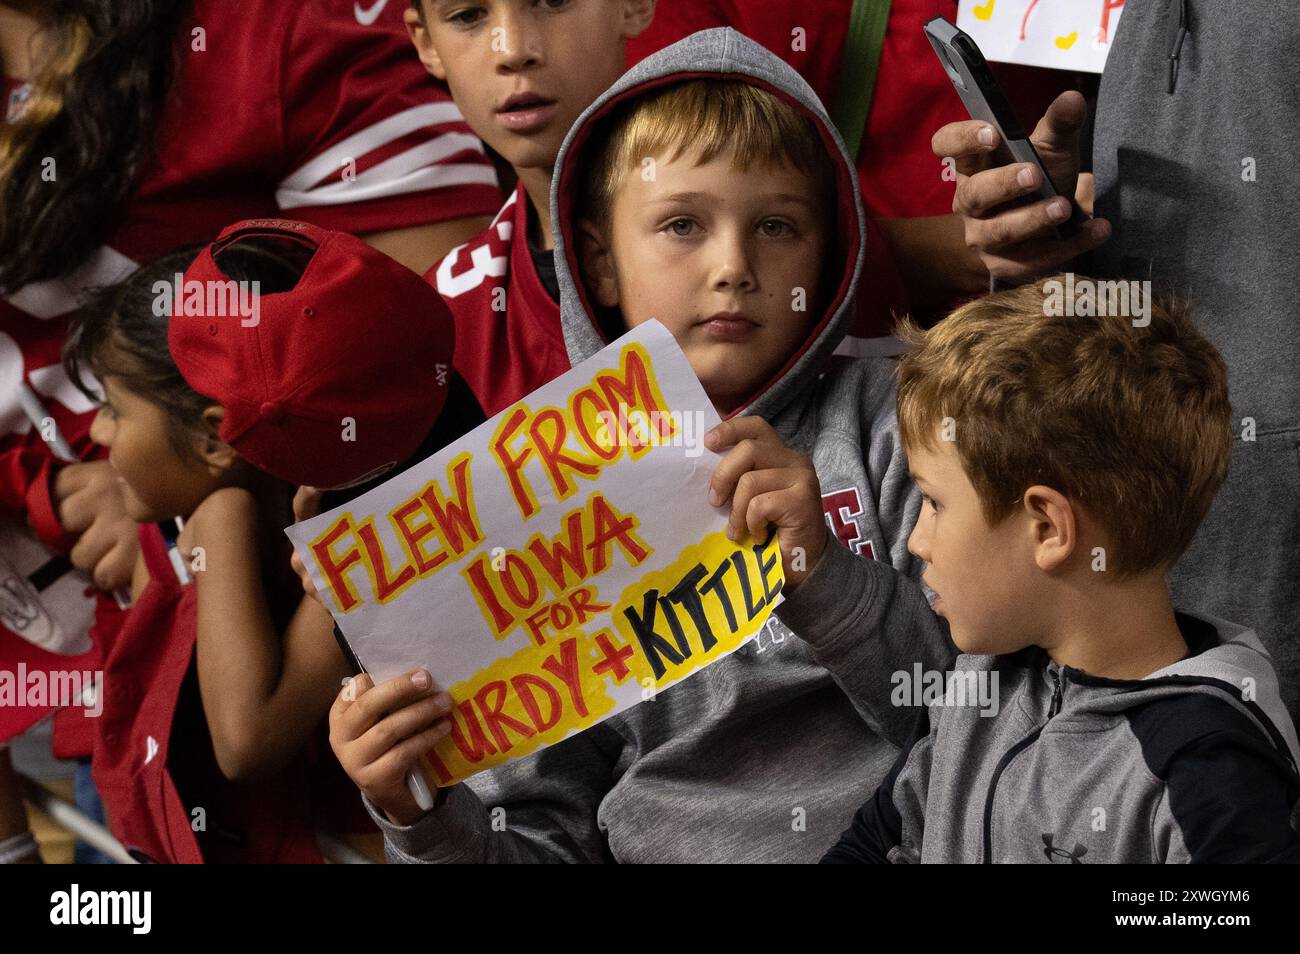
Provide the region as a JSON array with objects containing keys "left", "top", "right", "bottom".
[
  {"left": 330, "top": 669, "right": 452, "bottom": 826},
  {"left": 706, "top": 418, "right": 826, "bottom": 591}
]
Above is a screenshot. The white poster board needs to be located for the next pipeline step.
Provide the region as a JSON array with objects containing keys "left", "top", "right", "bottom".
[
  {"left": 957, "top": 0, "right": 1126, "bottom": 74},
  {"left": 287, "top": 322, "right": 784, "bottom": 785}
]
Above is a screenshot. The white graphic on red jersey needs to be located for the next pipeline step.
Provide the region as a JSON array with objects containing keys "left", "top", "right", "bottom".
[
  {"left": 0, "top": 333, "right": 99, "bottom": 441},
  {"left": 435, "top": 190, "right": 517, "bottom": 298},
  {"left": 276, "top": 103, "right": 494, "bottom": 210},
  {"left": 822, "top": 486, "right": 876, "bottom": 560},
  {"left": 354, "top": 0, "right": 390, "bottom": 26},
  {"left": 0, "top": 527, "right": 94, "bottom": 656},
  {"left": 4, "top": 245, "right": 137, "bottom": 320}
]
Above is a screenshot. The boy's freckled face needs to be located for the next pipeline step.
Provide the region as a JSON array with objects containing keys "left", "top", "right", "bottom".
[
  {"left": 906, "top": 437, "right": 1037, "bottom": 656},
  {"left": 421, "top": 0, "right": 635, "bottom": 172},
  {"left": 89, "top": 377, "right": 220, "bottom": 523},
  {"left": 596, "top": 151, "right": 828, "bottom": 413}
]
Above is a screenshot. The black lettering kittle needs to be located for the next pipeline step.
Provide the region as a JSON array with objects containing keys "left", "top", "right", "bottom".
[
  {"left": 622, "top": 531, "right": 784, "bottom": 679},
  {"left": 699, "top": 561, "right": 738, "bottom": 635},
  {"left": 666, "top": 563, "right": 714, "bottom": 652},
  {"left": 754, "top": 531, "right": 783, "bottom": 605},
  {"left": 623, "top": 591, "right": 684, "bottom": 679},
  {"left": 658, "top": 594, "right": 691, "bottom": 660},
  {"left": 730, "top": 550, "right": 768, "bottom": 618}
]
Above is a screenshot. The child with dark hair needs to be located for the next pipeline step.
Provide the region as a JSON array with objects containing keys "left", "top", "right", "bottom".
[
  {"left": 404, "top": 0, "right": 656, "bottom": 417},
  {"left": 65, "top": 220, "right": 480, "bottom": 862},
  {"left": 0, "top": 0, "right": 502, "bottom": 856}
]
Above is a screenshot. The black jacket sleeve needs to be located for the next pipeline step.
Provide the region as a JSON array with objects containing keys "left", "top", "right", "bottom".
[{"left": 822, "top": 707, "right": 933, "bottom": 864}]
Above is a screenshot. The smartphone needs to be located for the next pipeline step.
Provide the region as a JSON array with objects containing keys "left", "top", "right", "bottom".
[{"left": 924, "top": 16, "right": 1083, "bottom": 238}]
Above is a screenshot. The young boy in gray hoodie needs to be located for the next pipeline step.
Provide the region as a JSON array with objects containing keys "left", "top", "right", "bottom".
[
  {"left": 327, "top": 28, "right": 951, "bottom": 862},
  {"left": 823, "top": 282, "right": 1300, "bottom": 864}
]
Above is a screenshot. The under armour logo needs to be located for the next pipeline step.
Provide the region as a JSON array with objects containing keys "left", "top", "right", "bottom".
[{"left": 1041, "top": 833, "right": 1087, "bottom": 863}]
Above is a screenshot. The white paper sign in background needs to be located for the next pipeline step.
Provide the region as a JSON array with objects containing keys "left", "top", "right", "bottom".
[{"left": 957, "top": 0, "right": 1126, "bottom": 74}]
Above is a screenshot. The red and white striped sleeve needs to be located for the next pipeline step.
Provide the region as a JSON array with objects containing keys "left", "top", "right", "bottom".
[{"left": 274, "top": 0, "right": 502, "bottom": 233}]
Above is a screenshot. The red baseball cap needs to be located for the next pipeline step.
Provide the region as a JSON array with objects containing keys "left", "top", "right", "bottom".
[{"left": 169, "top": 219, "right": 454, "bottom": 489}]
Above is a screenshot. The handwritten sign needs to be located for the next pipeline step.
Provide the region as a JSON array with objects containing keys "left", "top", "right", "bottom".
[
  {"left": 287, "top": 322, "right": 783, "bottom": 785},
  {"left": 957, "top": 0, "right": 1126, "bottom": 74}
]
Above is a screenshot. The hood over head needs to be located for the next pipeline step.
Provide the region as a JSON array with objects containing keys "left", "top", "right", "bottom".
[{"left": 550, "top": 27, "right": 866, "bottom": 422}]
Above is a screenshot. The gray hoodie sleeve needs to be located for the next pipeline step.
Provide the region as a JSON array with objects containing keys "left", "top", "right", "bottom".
[
  {"left": 363, "top": 727, "right": 622, "bottom": 863},
  {"left": 775, "top": 372, "right": 956, "bottom": 747},
  {"left": 776, "top": 533, "right": 953, "bottom": 747}
]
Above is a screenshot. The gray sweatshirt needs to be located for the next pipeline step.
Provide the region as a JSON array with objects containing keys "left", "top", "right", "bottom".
[
  {"left": 824, "top": 612, "right": 1300, "bottom": 863},
  {"left": 365, "top": 27, "right": 951, "bottom": 863},
  {"left": 1092, "top": 0, "right": 1300, "bottom": 723}
]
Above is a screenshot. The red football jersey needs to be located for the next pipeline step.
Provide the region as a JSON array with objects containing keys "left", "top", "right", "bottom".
[
  {"left": 0, "top": 0, "right": 503, "bottom": 741},
  {"left": 431, "top": 184, "right": 570, "bottom": 419},
  {"left": 93, "top": 524, "right": 329, "bottom": 863}
]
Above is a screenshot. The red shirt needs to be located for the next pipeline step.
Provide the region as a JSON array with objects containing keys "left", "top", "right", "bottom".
[
  {"left": 432, "top": 184, "right": 570, "bottom": 418},
  {"left": 429, "top": 3, "right": 1079, "bottom": 421},
  {"left": 93, "top": 525, "right": 330, "bottom": 863},
  {"left": 630, "top": 0, "right": 1075, "bottom": 219},
  {"left": 0, "top": 0, "right": 503, "bottom": 742}
]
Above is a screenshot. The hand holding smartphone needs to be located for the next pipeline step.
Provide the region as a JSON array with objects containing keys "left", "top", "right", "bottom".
[{"left": 924, "top": 16, "right": 1085, "bottom": 240}]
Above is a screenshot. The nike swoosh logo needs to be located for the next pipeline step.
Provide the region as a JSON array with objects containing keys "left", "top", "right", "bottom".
[{"left": 354, "top": 0, "right": 390, "bottom": 26}]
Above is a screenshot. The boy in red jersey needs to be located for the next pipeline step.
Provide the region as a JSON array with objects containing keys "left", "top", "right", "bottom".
[{"left": 405, "top": 0, "right": 656, "bottom": 416}]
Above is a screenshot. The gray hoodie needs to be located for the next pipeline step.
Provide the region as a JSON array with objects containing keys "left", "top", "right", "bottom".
[
  {"left": 824, "top": 612, "right": 1300, "bottom": 863},
  {"left": 365, "top": 27, "right": 951, "bottom": 863},
  {"left": 1092, "top": 0, "right": 1300, "bottom": 725}
]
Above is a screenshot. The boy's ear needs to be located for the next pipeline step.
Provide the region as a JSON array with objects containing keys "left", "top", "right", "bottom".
[
  {"left": 577, "top": 219, "right": 621, "bottom": 309},
  {"left": 1021, "top": 485, "right": 1077, "bottom": 574},
  {"left": 620, "top": 0, "right": 657, "bottom": 39},
  {"left": 196, "top": 406, "right": 239, "bottom": 474},
  {"left": 404, "top": 5, "right": 448, "bottom": 82}
]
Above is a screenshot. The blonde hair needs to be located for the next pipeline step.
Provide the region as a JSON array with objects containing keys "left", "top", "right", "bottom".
[
  {"left": 582, "top": 78, "right": 835, "bottom": 226},
  {"left": 0, "top": 16, "right": 90, "bottom": 183},
  {"left": 896, "top": 277, "right": 1232, "bottom": 576}
]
